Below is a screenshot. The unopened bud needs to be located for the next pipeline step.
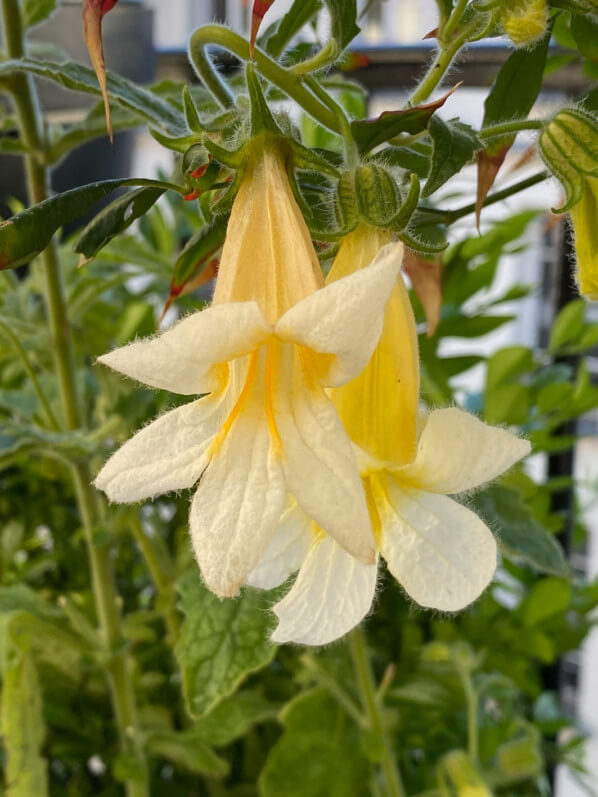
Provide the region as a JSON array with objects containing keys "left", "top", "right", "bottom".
[
  {"left": 500, "top": 0, "right": 548, "bottom": 48},
  {"left": 571, "top": 177, "right": 598, "bottom": 301},
  {"left": 539, "top": 108, "right": 598, "bottom": 212},
  {"left": 356, "top": 163, "right": 401, "bottom": 227}
]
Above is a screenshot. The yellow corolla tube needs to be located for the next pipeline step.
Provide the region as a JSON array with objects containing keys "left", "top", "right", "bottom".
[
  {"left": 248, "top": 224, "right": 531, "bottom": 646},
  {"left": 95, "top": 139, "right": 403, "bottom": 597},
  {"left": 571, "top": 176, "right": 598, "bottom": 301}
]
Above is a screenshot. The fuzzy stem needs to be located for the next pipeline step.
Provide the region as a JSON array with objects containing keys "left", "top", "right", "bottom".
[
  {"left": 0, "top": 0, "right": 148, "bottom": 793},
  {"left": 188, "top": 24, "right": 340, "bottom": 133},
  {"left": 480, "top": 118, "right": 545, "bottom": 140},
  {"left": 349, "top": 628, "right": 405, "bottom": 797}
]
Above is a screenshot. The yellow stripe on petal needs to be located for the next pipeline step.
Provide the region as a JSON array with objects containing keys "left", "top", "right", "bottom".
[
  {"left": 328, "top": 225, "right": 420, "bottom": 467},
  {"left": 207, "top": 349, "right": 259, "bottom": 458}
]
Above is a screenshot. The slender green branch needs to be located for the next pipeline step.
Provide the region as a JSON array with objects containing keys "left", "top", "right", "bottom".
[
  {"left": 407, "top": 15, "right": 488, "bottom": 107},
  {"left": 480, "top": 119, "right": 545, "bottom": 140},
  {"left": 419, "top": 169, "right": 551, "bottom": 224},
  {"left": 441, "top": 0, "right": 469, "bottom": 41},
  {"left": 456, "top": 666, "right": 479, "bottom": 763},
  {"left": 0, "top": 319, "right": 59, "bottom": 430},
  {"left": 290, "top": 39, "right": 340, "bottom": 76},
  {"left": 129, "top": 516, "right": 180, "bottom": 644},
  {"left": 349, "top": 628, "right": 405, "bottom": 797},
  {"left": 0, "top": 0, "right": 148, "bottom": 793},
  {"left": 301, "top": 654, "right": 365, "bottom": 727},
  {"left": 304, "top": 75, "right": 358, "bottom": 169},
  {"left": 188, "top": 24, "right": 340, "bottom": 133}
]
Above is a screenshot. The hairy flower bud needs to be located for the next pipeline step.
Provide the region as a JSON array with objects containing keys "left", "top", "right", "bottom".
[
  {"left": 500, "top": 0, "right": 548, "bottom": 48},
  {"left": 539, "top": 108, "right": 598, "bottom": 211},
  {"left": 571, "top": 177, "right": 598, "bottom": 300}
]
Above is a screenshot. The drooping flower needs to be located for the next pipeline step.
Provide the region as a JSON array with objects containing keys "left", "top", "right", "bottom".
[
  {"left": 570, "top": 176, "right": 598, "bottom": 300},
  {"left": 249, "top": 224, "right": 530, "bottom": 645},
  {"left": 95, "top": 142, "right": 401, "bottom": 597}
]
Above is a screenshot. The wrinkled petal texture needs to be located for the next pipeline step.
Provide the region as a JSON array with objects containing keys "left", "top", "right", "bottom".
[
  {"left": 190, "top": 355, "right": 285, "bottom": 597},
  {"left": 275, "top": 345, "right": 375, "bottom": 564},
  {"left": 378, "top": 477, "right": 497, "bottom": 611},
  {"left": 97, "top": 302, "right": 270, "bottom": 395},
  {"left": 94, "top": 395, "right": 224, "bottom": 502},
  {"left": 276, "top": 243, "right": 403, "bottom": 387},
  {"left": 396, "top": 407, "right": 530, "bottom": 495},
  {"left": 246, "top": 501, "right": 312, "bottom": 590},
  {"left": 272, "top": 534, "right": 378, "bottom": 645}
]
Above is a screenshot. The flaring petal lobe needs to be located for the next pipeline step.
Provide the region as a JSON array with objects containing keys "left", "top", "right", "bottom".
[
  {"left": 246, "top": 501, "right": 313, "bottom": 590},
  {"left": 378, "top": 478, "right": 497, "bottom": 611},
  {"left": 272, "top": 535, "right": 378, "bottom": 645},
  {"left": 94, "top": 395, "right": 224, "bottom": 502},
  {"left": 275, "top": 243, "right": 403, "bottom": 387},
  {"left": 98, "top": 302, "right": 270, "bottom": 395},
  {"left": 395, "top": 407, "right": 531, "bottom": 494}
]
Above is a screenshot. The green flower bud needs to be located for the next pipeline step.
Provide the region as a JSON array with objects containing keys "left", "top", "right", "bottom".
[
  {"left": 356, "top": 163, "right": 402, "bottom": 227},
  {"left": 539, "top": 108, "right": 598, "bottom": 211},
  {"left": 442, "top": 751, "right": 493, "bottom": 797},
  {"left": 500, "top": 0, "right": 548, "bottom": 48}
]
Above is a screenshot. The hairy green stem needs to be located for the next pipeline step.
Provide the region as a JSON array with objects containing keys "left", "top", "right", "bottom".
[
  {"left": 290, "top": 39, "right": 340, "bottom": 76},
  {"left": 349, "top": 628, "right": 405, "bottom": 797},
  {"left": 304, "top": 74, "right": 358, "bottom": 168},
  {"left": 420, "top": 169, "right": 551, "bottom": 224},
  {"left": 188, "top": 24, "right": 340, "bottom": 133},
  {"left": 441, "top": 0, "right": 469, "bottom": 41},
  {"left": 0, "top": 0, "right": 148, "bottom": 793},
  {"left": 481, "top": 119, "right": 545, "bottom": 140}
]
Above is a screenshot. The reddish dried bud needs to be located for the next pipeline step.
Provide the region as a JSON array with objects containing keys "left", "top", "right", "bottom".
[{"left": 82, "top": 0, "right": 119, "bottom": 143}]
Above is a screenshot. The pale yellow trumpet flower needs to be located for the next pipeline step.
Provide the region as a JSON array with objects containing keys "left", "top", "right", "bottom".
[
  {"left": 249, "top": 224, "right": 530, "bottom": 645},
  {"left": 95, "top": 143, "right": 402, "bottom": 597}
]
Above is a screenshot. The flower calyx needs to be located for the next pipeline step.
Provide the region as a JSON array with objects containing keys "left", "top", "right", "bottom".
[
  {"left": 499, "top": 0, "right": 549, "bottom": 48},
  {"left": 539, "top": 107, "right": 598, "bottom": 212}
]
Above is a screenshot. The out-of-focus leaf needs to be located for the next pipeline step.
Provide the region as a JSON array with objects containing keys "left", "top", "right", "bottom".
[
  {"left": 192, "top": 691, "right": 279, "bottom": 747},
  {"left": 74, "top": 187, "right": 165, "bottom": 266},
  {"left": 520, "top": 578, "right": 572, "bottom": 627},
  {"left": 549, "top": 299, "right": 586, "bottom": 351},
  {"left": 1, "top": 632, "right": 48, "bottom": 797},
  {"left": 147, "top": 731, "right": 228, "bottom": 776},
  {"left": 422, "top": 116, "right": 481, "bottom": 197},
  {"left": 0, "top": 178, "right": 176, "bottom": 269},
  {"left": 264, "top": 0, "right": 321, "bottom": 57},
  {"left": 351, "top": 86, "right": 458, "bottom": 153},
  {"left": 324, "top": 0, "right": 359, "bottom": 48},
  {"left": 474, "top": 485, "right": 571, "bottom": 577},
  {"left": 0, "top": 59, "right": 185, "bottom": 135},
  {"left": 21, "top": 0, "right": 56, "bottom": 28},
  {"left": 0, "top": 422, "right": 95, "bottom": 467},
  {"left": 259, "top": 689, "right": 369, "bottom": 797},
  {"left": 404, "top": 251, "right": 442, "bottom": 336},
  {"left": 176, "top": 570, "right": 277, "bottom": 718}
]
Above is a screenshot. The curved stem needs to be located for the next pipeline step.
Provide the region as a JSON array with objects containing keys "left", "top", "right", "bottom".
[
  {"left": 0, "top": 319, "right": 59, "bottom": 430},
  {"left": 407, "top": 15, "right": 487, "bottom": 107},
  {"left": 188, "top": 24, "right": 340, "bottom": 133},
  {"left": 0, "top": 0, "right": 148, "bottom": 793},
  {"left": 480, "top": 118, "right": 545, "bottom": 140},
  {"left": 304, "top": 75, "right": 358, "bottom": 169},
  {"left": 349, "top": 628, "right": 405, "bottom": 797},
  {"left": 290, "top": 39, "right": 340, "bottom": 76}
]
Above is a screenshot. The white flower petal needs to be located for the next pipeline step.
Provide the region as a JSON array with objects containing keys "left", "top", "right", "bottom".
[
  {"left": 396, "top": 407, "right": 531, "bottom": 495},
  {"left": 98, "top": 302, "right": 270, "bottom": 395},
  {"left": 275, "top": 347, "right": 376, "bottom": 564},
  {"left": 94, "top": 395, "right": 224, "bottom": 502},
  {"left": 246, "top": 501, "right": 313, "bottom": 590},
  {"left": 190, "top": 409, "right": 285, "bottom": 598},
  {"left": 272, "top": 535, "right": 378, "bottom": 646},
  {"left": 378, "top": 478, "right": 497, "bottom": 611},
  {"left": 275, "top": 243, "right": 402, "bottom": 387}
]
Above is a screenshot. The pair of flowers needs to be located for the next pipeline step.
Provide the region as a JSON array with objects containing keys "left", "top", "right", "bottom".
[{"left": 95, "top": 140, "right": 529, "bottom": 646}]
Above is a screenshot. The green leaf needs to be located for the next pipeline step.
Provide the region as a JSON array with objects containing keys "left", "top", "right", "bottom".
[
  {"left": 324, "top": 0, "right": 359, "bottom": 49},
  {"left": 1, "top": 637, "right": 48, "bottom": 797},
  {"left": 351, "top": 89, "right": 456, "bottom": 154},
  {"left": 0, "top": 59, "right": 185, "bottom": 135},
  {"left": 21, "top": 0, "right": 55, "bottom": 29},
  {"left": 520, "top": 578, "right": 572, "bottom": 627},
  {"left": 482, "top": 33, "right": 550, "bottom": 153},
  {"left": 473, "top": 485, "right": 571, "bottom": 577},
  {"left": 437, "top": 313, "right": 514, "bottom": 338},
  {"left": 549, "top": 299, "right": 587, "bottom": 351},
  {"left": 265, "top": 0, "right": 322, "bottom": 57},
  {"left": 176, "top": 570, "right": 278, "bottom": 718},
  {"left": 422, "top": 116, "right": 482, "bottom": 197},
  {"left": 147, "top": 731, "right": 228, "bottom": 776},
  {"left": 0, "top": 178, "right": 176, "bottom": 269},
  {"left": 74, "top": 187, "right": 165, "bottom": 266},
  {"left": 259, "top": 689, "right": 369, "bottom": 797},
  {"left": 192, "top": 691, "right": 279, "bottom": 747},
  {"left": 0, "top": 422, "right": 95, "bottom": 468},
  {"left": 486, "top": 346, "right": 535, "bottom": 392},
  {"left": 570, "top": 14, "right": 598, "bottom": 59}
]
